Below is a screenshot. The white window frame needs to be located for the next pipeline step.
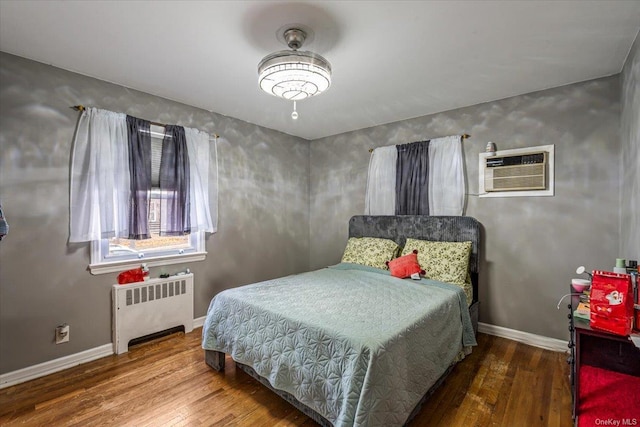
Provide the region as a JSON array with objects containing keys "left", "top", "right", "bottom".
[{"left": 89, "top": 231, "right": 206, "bottom": 275}]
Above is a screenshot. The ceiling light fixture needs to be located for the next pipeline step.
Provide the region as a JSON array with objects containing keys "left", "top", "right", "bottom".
[{"left": 258, "top": 27, "right": 332, "bottom": 120}]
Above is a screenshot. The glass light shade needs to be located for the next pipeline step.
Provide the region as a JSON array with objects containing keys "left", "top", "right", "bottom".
[{"left": 258, "top": 50, "right": 331, "bottom": 101}]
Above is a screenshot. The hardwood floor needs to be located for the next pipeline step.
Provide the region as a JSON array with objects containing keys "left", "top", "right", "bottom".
[{"left": 0, "top": 329, "right": 572, "bottom": 426}]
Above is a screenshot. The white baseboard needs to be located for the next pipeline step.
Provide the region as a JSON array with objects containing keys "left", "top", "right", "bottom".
[
  {"left": 478, "top": 322, "right": 568, "bottom": 352},
  {"left": 1, "top": 317, "right": 207, "bottom": 390},
  {"left": 193, "top": 316, "right": 205, "bottom": 328},
  {"left": 0, "top": 344, "right": 113, "bottom": 389}
]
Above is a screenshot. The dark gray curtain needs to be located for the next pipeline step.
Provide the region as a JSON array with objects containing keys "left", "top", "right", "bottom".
[
  {"left": 395, "top": 140, "right": 430, "bottom": 215},
  {"left": 160, "top": 125, "right": 190, "bottom": 236},
  {"left": 126, "top": 115, "right": 151, "bottom": 239}
]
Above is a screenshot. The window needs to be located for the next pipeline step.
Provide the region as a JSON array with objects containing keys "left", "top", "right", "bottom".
[
  {"left": 89, "top": 125, "right": 207, "bottom": 274},
  {"left": 105, "top": 190, "right": 192, "bottom": 260},
  {"left": 148, "top": 196, "right": 159, "bottom": 223}
]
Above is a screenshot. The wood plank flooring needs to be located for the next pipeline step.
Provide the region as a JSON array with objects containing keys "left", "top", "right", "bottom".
[{"left": 0, "top": 329, "right": 572, "bottom": 426}]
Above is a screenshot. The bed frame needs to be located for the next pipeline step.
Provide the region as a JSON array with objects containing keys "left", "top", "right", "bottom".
[{"left": 205, "top": 215, "right": 482, "bottom": 426}]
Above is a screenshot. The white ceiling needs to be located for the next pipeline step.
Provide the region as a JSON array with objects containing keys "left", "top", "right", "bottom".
[{"left": 1, "top": 1, "right": 639, "bottom": 140}]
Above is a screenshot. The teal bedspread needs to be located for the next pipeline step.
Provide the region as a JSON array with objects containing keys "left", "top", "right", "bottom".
[{"left": 202, "top": 263, "right": 476, "bottom": 427}]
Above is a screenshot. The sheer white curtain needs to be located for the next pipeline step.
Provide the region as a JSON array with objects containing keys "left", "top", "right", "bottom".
[
  {"left": 428, "top": 135, "right": 465, "bottom": 215},
  {"left": 69, "top": 108, "right": 130, "bottom": 242},
  {"left": 70, "top": 110, "right": 218, "bottom": 243},
  {"left": 184, "top": 127, "right": 217, "bottom": 233},
  {"left": 364, "top": 135, "right": 465, "bottom": 216},
  {"left": 365, "top": 145, "right": 397, "bottom": 215}
]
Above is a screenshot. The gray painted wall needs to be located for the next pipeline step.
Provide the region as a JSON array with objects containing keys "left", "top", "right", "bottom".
[
  {"left": 0, "top": 53, "right": 310, "bottom": 373},
  {"left": 620, "top": 33, "right": 640, "bottom": 259},
  {"left": 309, "top": 77, "right": 621, "bottom": 341}
]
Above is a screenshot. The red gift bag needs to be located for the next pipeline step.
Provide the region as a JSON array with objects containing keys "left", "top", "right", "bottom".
[{"left": 590, "top": 270, "right": 634, "bottom": 336}]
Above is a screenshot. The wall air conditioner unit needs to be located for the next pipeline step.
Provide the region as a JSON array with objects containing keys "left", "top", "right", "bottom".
[
  {"left": 485, "top": 151, "right": 547, "bottom": 192},
  {"left": 479, "top": 144, "right": 554, "bottom": 198}
]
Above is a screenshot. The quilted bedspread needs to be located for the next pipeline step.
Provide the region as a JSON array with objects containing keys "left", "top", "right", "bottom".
[{"left": 202, "top": 263, "right": 476, "bottom": 427}]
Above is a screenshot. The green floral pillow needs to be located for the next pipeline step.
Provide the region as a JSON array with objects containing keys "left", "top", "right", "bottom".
[
  {"left": 402, "top": 239, "right": 472, "bottom": 285},
  {"left": 341, "top": 237, "right": 400, "bottom": 270}
]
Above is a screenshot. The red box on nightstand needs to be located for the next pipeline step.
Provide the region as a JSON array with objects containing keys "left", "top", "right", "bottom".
[{"left": 590, "top": 270, "right": 634, "bottom": 336}]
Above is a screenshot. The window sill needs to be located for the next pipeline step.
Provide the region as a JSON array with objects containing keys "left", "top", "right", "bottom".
[{"left": 89, "top": 252, "right": 207, "bottom": 275}]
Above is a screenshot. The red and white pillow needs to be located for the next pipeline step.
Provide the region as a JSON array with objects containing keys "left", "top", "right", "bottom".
[{"left": 386, "top": 250, "right": 425, "bottom": 279}]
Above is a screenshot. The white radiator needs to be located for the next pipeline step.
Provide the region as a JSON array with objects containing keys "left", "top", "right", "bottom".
[{"left": 112, "top": 274, "right": 194, "bottom": 354}]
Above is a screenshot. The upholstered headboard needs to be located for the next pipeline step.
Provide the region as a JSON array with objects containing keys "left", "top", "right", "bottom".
[{"left": 348, "top": 215, "right": 481, "bottom": 302}]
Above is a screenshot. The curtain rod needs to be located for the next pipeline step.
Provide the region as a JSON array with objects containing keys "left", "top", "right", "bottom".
[
  {"left": 71, "top": 105, "right": 219, "bottom": 139},
  {"left": 368, "top": 134, "right": 470, "bottom": 153}
]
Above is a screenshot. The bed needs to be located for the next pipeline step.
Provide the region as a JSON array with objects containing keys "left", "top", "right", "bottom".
[{"left": 202, "top": 215, "right": 481, "bottom": 426}]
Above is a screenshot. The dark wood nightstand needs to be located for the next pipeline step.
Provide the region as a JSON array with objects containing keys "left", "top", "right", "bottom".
[{"left": 568, "top": 293, "right": 640, "bottom": 422}]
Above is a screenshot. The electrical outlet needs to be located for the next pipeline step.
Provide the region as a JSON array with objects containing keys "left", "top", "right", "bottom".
[{"left": 55, "top": 324, "right": 69, "bottom": 344}]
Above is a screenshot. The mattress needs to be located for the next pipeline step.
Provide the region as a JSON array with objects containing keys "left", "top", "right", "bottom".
[{"left": 202, "top": 263, "right": 476, "bottom": 427}]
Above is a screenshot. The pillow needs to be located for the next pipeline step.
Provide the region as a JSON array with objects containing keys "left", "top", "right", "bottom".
[
  {"left": 386, "top": 250, "right": 425, "bottom": 279},
  {"left": 341, "top": 237, "right": 400, "bottom": 270},
  {"left": 402, "top": 239, "right": 472, "bottom": 285}
]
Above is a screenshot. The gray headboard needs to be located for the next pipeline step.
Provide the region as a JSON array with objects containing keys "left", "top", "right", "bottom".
[{"left": 348, "top": 215, "right": 481, "bottom": 302}]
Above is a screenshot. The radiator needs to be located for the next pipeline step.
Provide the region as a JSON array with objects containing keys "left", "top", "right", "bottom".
[{"left": 112, "top": 274, "right": 194, "bottom": 354}]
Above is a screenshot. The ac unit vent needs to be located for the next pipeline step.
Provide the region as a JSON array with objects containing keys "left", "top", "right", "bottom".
[{"left": 484, "top": 152, "right": 547, "bottom": 192}]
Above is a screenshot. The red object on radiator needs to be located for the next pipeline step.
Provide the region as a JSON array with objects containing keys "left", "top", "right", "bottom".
[{"left": 117, "top": 267, "right": 149, "bottom": 284}]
